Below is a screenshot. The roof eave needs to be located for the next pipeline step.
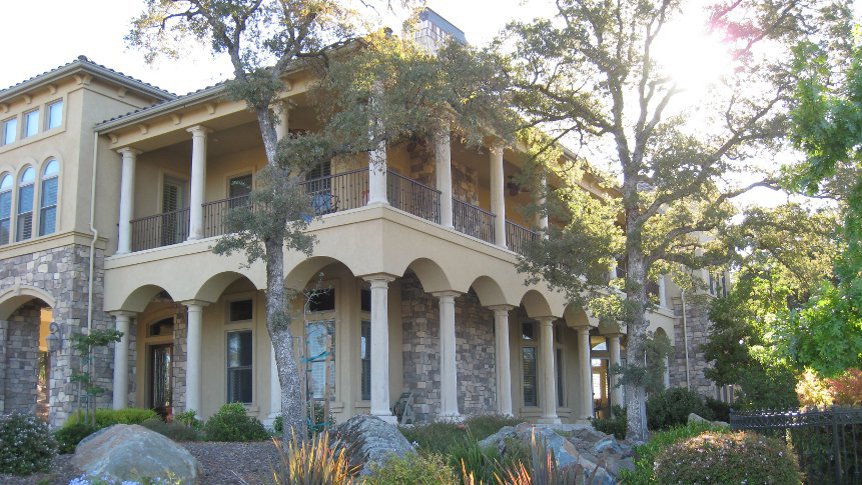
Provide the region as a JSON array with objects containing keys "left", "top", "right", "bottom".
[{"left": 95, "top": 83, "right": 227, "bottom": 133}]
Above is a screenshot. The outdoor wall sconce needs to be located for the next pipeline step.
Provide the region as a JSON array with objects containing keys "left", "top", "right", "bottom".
[{"left": 47, "top": 322, "right": 63, "bottom": 352}]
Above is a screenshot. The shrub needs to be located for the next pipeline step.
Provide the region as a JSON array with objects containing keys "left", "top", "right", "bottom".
[
  {"left": 399, "top": 422, "right": 467, "bottom": 454},
  {"left": 647, "top": 387, "right": 712, "bottom": 430},
  {"left": 828, "top": 368, "right": 862, "bottom": 405},
  {"left": 796, "top": 369, "right": 834, "bottom": 407},
  {"left": 140, "top": 417, "right": 202, "bottom": 442},
  {"left": 463, "top": 414, "right": 521, "bottom": 441},
  {"left": 273, "top": 431, "right": 357, "bottom": 484},
  {"left": 367, "top": 453, "right": 456, "bottom": 485},
  {"left": 203, "top": 403, "right": 269, "bottom": 442},
  {"left": 173, "top": 410, "right": 203, "bottom": 430},
  {"left": 591, "top": 406, "right": 626, "bottom": 439},
  {"left": 447, "top": 437, "right": 502, "bottom": 484},
  {"left": 704, "top": 397, "right": 732, "bottom": 422},
  {"left": 273, "top": 414, "right": 283, "bottom": 433},
  {"left": 654, "top": 431, "right": 802, "bottom": 484},
  {"left": 619, "top": 421, "right": 725, "bottom": 485},
  {"left": 495, "top": 430, "right": 588, "bottom": 485},
  {"left": 0, "top": 413, "right": 57, "bottom": 475},
  {"left": 64, "top": 408, "right": 159, "bottom": 429},
  {"left": 55, "top": 423, "right": 99, "bottom": 454}
]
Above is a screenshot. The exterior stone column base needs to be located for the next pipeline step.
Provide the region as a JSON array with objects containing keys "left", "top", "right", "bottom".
[
  {"left": 374, "top": 413, "right": 398, "bottom": 424},
  {"left": 538, "top": 416, "right": 562, "bottom": 425}
]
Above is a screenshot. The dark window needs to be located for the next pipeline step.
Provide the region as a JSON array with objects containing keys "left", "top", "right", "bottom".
[
  {"left": 148, "top": 317, "right": 174, "bottom": 337},
  {"left": 361, "top": 289, "right": 371, "bottom": 312},
  {"left": 522, "top": 347, "right": 537, "bottom": 407},
  {"left": 308, "top": 288, "right": 335, "bottom": 312},
  {"left": 227, "top": 331, "right": 253, "bottom": 403},
  {"left": 556, "top": 348, "right": 564, "bottom": 407},
  {"left": 361, "top": 320, "right": 371, "bottom": 401},
  {"left": 521, "top": 321, "right": 535, "bottom": 340},
  {"left": 229, "top": 174, "right": 253, "bottom": 199},
  {"left": 229, "top": 299, "right": 254, "bottom": 322}
]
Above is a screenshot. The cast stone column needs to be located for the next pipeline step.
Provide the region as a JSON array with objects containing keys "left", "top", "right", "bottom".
[
  {"left": 364, "top": 274, "right": 397, "bottom": 422},
  {"left": 111, "top": 311, "right": 135, "bottom": 410},
  {"left": 182, "top": 300, "right": 209, "bottom": 413},
  {"left": 435, "top": 125, "right": 453, "bottom": 228},
  {"left": 434, "top": 291, "right": 461, "bottom": 419},
  {"left": 490, "top": 142, "right": 507, "bottom": 247},
  {"left": 116, "top": 148, "right": 140, "bottom": 254},
  {"left": 490, "top": 305, "right": 514, "bottom": 416},
  {"left": 187, "top": 126, "right": 211, "bottom": 240},
  {"left": 538, "top": 316, "right": 560, "bottom": 423},
  {"left": 576, "top": 326, "right": 594, "bottom": 421}
]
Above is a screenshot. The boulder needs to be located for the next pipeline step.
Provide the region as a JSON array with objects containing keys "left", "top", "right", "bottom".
[
  {"left": 330, "top": 414, "right": 415, "bottom": 475},
  {"left": 72, "top": 424, "right": 201, "bottom": 483},
  {"left": 688, "top": 413, "right": 730, "bottom": 428}
]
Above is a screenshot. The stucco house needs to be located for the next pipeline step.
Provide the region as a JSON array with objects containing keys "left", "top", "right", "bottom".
[{"left": 0, "top": 16, "right": 728, "bottom": 429}]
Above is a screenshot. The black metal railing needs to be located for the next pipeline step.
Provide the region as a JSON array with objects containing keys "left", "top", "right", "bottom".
[
  {"left": 131, "top": 207, "right": 190, "bottom": 252},
  {"left": 731, "top": 406, "right": 862, "bottom": 484},
  {"left": 453, "top": 198, "right": 495, "bottom": 244},
  {"left": 505, "top": 220, "right": 537, "bottom": 255},
  {"left": 387, "top": 171, "right": 441, "bottom": 223},
  {"left": 203, "top": 194, "right": 250, "bottom": 238},
  {"left": 301, "top": 168, "right": 369, "bottom": 214}
]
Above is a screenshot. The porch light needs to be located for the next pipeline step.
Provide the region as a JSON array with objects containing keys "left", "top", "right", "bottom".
[{"left": 47, "top": 321, "right": 63, "bottom": 352}]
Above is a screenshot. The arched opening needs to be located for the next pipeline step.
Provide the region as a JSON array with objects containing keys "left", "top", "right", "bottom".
[
  {"left": 0, "top": 296, "right": 53, "bottom": 421},
  {"left": 591, "top": 332, "right": 627, "bottom": 418}
]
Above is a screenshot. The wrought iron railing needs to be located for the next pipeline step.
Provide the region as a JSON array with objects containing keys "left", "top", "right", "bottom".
[
  {"left": 130, "top": 207, "right": 190, "bottom": 252},
  {"left": 387, "top": 171, "right": 441, "bottom": 223},
  {"left": 300, "top": 168, "right": 369, "bottom": 214},
  {"left": 203, "top": 194, "right": 250, "bottom": 238},
  {"left": 732, "top": 406, "right": 862, "bottom": 484},
  {"left": 505, "top": 220, "right": 537, "bottom": 255},
  {"left": 453, "top": 198, "right": 495, "bottom": 244}
]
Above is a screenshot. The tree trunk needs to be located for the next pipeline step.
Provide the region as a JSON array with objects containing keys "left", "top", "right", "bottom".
[{"left": 624, "top": 205, "right": 650, "bottom": 442}]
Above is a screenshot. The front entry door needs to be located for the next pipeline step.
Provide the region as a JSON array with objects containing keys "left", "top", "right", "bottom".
[{"left": 150, "top": 344, "right": 173, "bottom": 417}]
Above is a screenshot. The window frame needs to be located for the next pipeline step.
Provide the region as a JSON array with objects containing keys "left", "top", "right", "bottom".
[
  {"left": 521, "top": 320, "right": 538, "bottom": 408},
  {"left": 22, "top": 109, "right": 40, "bottom": 138},
  {"left": 226, "top": 296, "right": 255, "bottom": 324},
  {"left": 46, "top": 99, "right": 63, "bottom": 131},
  {"left": 1, "top": 117, "right": 17, "bottom": 146},
  {"left": 0, "top": 172, "right": 12, "bottom": 244},
  {"left": 15, "top": 166, "right": 35, "bottom": 242},
  {"left": 38, "top": 159, "right": 59, "bottom": 236},
  {"left": 226, "top": 329, "right": 254, "bottom": 404}
]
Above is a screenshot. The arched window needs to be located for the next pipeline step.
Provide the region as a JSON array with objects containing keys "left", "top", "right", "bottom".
[
  {"left": 39, "top": 160, "right": 59, "bottom": 236},
  {"left": 0, "top": 173, "right": 11, "bottom": 244},
  {"left": 16, "top": 166, "right": 35, "bottom": 241}
]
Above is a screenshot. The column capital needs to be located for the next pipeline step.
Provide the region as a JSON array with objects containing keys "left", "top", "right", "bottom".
[
  {"left": 186, "top": 125, "right": 212, "bottom": 137},
  {"left": 361, "top": 273, "right": 398, "bottom": 285},
  {"left": 573, "top": 325, "right": 592, "bottom": 335},
  {"left": 109, "top": 310, "right": 137, "bottom": 319},
  {"left": 535, "top": 316, "right": 557, "bottom": 326},
  {"left": 116, "top": 147, "right": 142, "bottom": 157},
  {"left": 489, "top": 140, "right": 505, "bottom": 155},
  {"left": 180, "top": 299, "right": 212, "bottom": 309},
  {"left": 432, "top": 290, "right": 462, "bottom": 300},
  {"left": 488, "top": 304, "right": 515, "bottom": 315}
]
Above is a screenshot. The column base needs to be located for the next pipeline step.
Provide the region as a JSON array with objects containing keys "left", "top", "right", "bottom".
[
  {"left": 372, "top": 413, "right": 398, "bottom": 424},
  {"left": 538, "top": 416, "right": 562, "bottom": 425}
]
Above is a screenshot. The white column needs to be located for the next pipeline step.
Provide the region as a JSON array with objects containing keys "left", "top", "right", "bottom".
[
  {"left": 435, "top": 126, "right": 453, "bottom": 228},
  {"left": 269, "top": 344, "right": 280, "bottom": 421},
  {"left": 576, "top": 326, "right": 594, "bottom": 421},
  {"left": 367, "top": 139, "right": 388, "bottom": 205},
  {"left": 537, "top": 172, "right": 549, "bottom": 233},
  {"left": 658, "top": 276, "right": 667, "bottom": 307},
  {"left": 116, "top": 148, "right": 140, "bottom": 254},
  {"left": 607, "top": 333, "right": 624, "bottom": 413},
  {"left": 112, "top": 311, "right": 134, "bottom": 410},
  {"left": 275, "top": 101, "right": 290, "bottom": 141},
  {"left": 491, "top": 305, "right": 514, "bottom": 416},
  {"left": 434, "top": 291, "right": 461, "bottom": 419},
  {"left": 183, "top": 300, "right": 208, "bottom": 413},
  {"left": 490, "top": 143, "right": 506, "bottom": 248},
  {"left": 187, "top": 126, "right": 210, "bottom": 241},
  {"left": 364, "top": 274, "right": 397, "bottom": 423},
  {"left": 538, "top": 317, "right": 560, "bottom": 423}
]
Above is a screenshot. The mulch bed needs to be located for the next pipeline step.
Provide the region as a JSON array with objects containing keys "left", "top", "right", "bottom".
[{"left": 0, "top": 441, "right": 281, "bottom": 484}]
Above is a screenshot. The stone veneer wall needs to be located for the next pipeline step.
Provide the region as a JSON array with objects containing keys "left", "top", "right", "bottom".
[
  {"left": 452, "top": 161, "right": 479, "bottom": 206},
  {"left": 3, "top": 302, "right": 41, "bottom": 413},
  {"left": 172, "top": 315, "right": 188, "bottom": 412},
  {"left": 668, "top": 299, "right": 717, "bottom": 397},
  {"left": 0, "top": 243, "right": 111, "bottom": 426},
  {"left": 400, "top": 272, "right": 497, "bottom": 422}
]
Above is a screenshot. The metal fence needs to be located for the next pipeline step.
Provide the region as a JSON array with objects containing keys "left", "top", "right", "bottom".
[
  {"left": 387, "top": 171, "right": 441, "bottom": 223},
  {"left": 505, "top": 220, "right": 537, "bottom": 255},
  {"left": 731, "top": 406, "right": 862, "bottom": 484},
  {"left": 453, "top": 198, "right": 495, "bottom": 244},
  {"left": 131, "top": 207, "right": 190, "bottom": 252}
]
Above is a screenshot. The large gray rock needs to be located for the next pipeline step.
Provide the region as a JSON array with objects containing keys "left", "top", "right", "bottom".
[
  {"left": 72, "top": 424, "right": 201, "bottom": 483},
  {"left": 331, "top": 414, "right": 415, "bottom": 475}
]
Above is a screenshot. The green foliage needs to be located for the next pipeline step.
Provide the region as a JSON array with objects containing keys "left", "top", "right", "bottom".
[
  {"left": 399, "top": 422, "right": 467, "bottom": 455},
  {"left": 0, "top": 413, "right": 57, "bottom": 475},
  {"left": 64, "top": 408, "right": 158, "bottom": 429},
  {"left": 367, "top": 453, "right": 456, "bottom": 485},
  {"left": 591, "top": 406, "right": 627, "bottom": 440},
  {"left": 654, "top": 431, "right": 802, "bottom": 485},
  {"left": 704, "top": 397, "right": 731, "bottom": 423},
  {"left": 494, "top": 430, "right": 583, "bottom": 485},
  {"left": 273, "top": 414, "right": 283, "bottom": 433},
  {"left": 203, "top": 403, "right": 269, "bottom": 442},
  {"left": 828, "top": 368, "right": 862, "bottom": 405},
  {"left": 54, "top": 423, "right": 98, "bottom": 454},
  {"left": 139, "top": 417, "right": 202, "bottom": 442},
  {"left": 173, "top": 410, "right": 202, "bottom": 430},
  {"left": 273, "top": 431, "right": 356, "bottom": 484},
  {"left": 447, "top": 438, "right": 502, "bottom": 484},
  {"left": 646, "top": 387, "right": 712, "bottom": 431},
  {"left": 618, "top": 422, "right": 726, "bottom": 485},
  {"left": 462, "top": 415, "right": 521, "bottom": 441}
]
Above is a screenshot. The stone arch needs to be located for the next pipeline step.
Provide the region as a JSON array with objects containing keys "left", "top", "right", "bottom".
[
  {"left": 404, "top": 258, "right": 452, "bottom": 294},
  {"left": 563, "top": 302, "right": 600, "bottom": 328},
  {"left": 194, "top": 271, "right": 258, "bottom": 303},
  {"left": 284, "top": 256, "right": 353, "bottom": 291},
  {"left": 0, "top": 285, "right": 56, "bottom": 320},
  {"left": 520, "top": 289, "right": 554, "bottom": 318},
  {"left": 468, "top": 275, "right": 508, "bottom": 307},
  {"left": 119, "top": 284, "right": 176, "bottom": 313}
]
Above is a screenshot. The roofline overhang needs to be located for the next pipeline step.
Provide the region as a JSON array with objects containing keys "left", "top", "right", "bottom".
[
  {"left": 0, "top": 61, "right": 175, "bottom": 104},
  {"left": 95, "top": 83, "right": 227, "bottom": 134}
]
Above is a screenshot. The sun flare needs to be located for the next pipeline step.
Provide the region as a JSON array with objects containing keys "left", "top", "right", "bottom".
[{"left": 653, "top": 17, "right": 735, "bottom": 98}]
